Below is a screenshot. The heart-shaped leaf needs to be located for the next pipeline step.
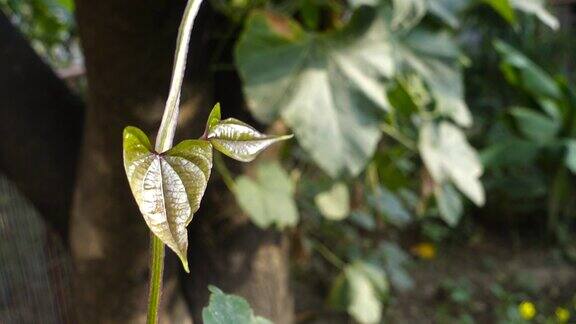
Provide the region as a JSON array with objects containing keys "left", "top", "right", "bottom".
[
  {"left": 207, "top": 117, "right": 292, "bottom": 162},
  {"left": 315, "top": 183, "right": 350, "bottom": 221},
  {"left": 123, "top": 126, "right": 212, "bottom": 272}
]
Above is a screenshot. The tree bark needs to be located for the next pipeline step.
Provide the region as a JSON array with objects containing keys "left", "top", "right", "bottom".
[{"left": 71, "top": 1, "right": 293, "bottom": 322}]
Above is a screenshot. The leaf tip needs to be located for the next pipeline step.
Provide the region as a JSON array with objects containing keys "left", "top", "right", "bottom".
[
  {"left": 182, "top": 258, "right": 190, "bottom": 273},
  {"left": 278, "top": 133, "right": 294, "bottom": 141},
  {"left": 207, "top": 103, "right": 222, "bottom": 130}
]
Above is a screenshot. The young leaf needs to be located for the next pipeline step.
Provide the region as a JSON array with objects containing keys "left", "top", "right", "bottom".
[
  {"left": 234, "top": 162, "right": 298, "bottom": 229},
  {"left": 207, "top": 118, "right": 292, "bottom": 162},
  {"left": 206, "top": 102, "right": 222, "bottom": 132},
  {"left": 484, "top": 0, "right": 517, "bottom": 25},
  {"left": 202, "top": 286, "right": 272, "bottom": 324},
  {"left": 123, "top": 126, "right": 212, "bottom": 272}
]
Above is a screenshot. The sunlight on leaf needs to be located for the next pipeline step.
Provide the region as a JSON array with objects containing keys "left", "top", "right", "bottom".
[
  {"left": 234, "top": 162, "right": 298, "bottom": 229},
  {"left": 236, "top": 9, "right": 393, "bottom": 177},
  {"left": 123, "top": 126, "right": 212, "bottom": 272},
  {"left": 345, "top": 261, "right": 388, "bottom": 324},
  {"left": 510, "top": 0, "right": 559, "bottom": 30},
  {"left": 207, "top": 118, "right": 292, "bottom": 162},
  {"left": 391, "top": 0, "right": 427, "bottom": 30},
  {"left": 419, "top": 122, "right": 485, "bottom": 206},
  {"left": 315, "top": 183, "right": 350, "bottom": 221}
]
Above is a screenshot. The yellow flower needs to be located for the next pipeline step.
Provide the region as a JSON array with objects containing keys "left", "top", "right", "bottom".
[
  {"left": 555, "top": 307, "right": 570, "bottom": 323},
  {"left": 411, "top": 242, "right": 436, "bottom": 260},
  {"left": 518, "top": 301, "right": 536, "bottom": 320}
]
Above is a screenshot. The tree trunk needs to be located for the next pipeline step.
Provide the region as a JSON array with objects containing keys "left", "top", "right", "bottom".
[{"left": 0, "top": 11, "right": 84, "bottom": 241}]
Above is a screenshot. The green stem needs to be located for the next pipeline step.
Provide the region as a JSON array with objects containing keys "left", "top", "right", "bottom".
[
  {"left": 380, "top": 123, "right": 417, "bottom": 151},
  {"left": 147, "top": 234, "right": 165, "bottom": 324},
  {"left": 214, "top": 152, "right": 236, "bottom": 192},
  {"left": 147, "top": 0, "right": 204, "bottom": 322},
  {"left": 311, "top": 239, "right": 344, "bottom": 269}
]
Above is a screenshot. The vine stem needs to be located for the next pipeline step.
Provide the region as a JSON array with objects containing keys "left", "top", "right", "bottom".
[
  {"left": 147, "top": 0, "right": 204, "bottom": 323},
  {"left": 147, "top": 234, "right": 165, "bottom": 324}
]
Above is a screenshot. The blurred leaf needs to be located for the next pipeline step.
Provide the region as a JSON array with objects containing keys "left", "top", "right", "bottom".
[
  {"left": 236, "top": 9, "right": 393, "bottom": 177},
  {"left": 481, "top": 138, "right": 539, "bottom": 167},
  {"left": 565, "top": 140, "right": 576, "bottom": 174},
  {"left": 349, "top": 210, "right": 376, "bottom": 230},
  {"left": 369, "top": 186, "right": 412, "bottom": 227},
  {"left": 327, "top": 272, "right": 350, "bottom": 310},
  {"left": 435, "top": 183, "right": 463, "bottom": 227},
  {"left": 419, "top": 122, "right": 485, "bottom": 206},
  {"left": 483, "top": 0, "right": 516, "bottom": 24},
  {"left": 510, "top": 107, "right": 560, "bottom": 144},
  {"left": 315, "top": 183, "right": 350, "bottom": 220},
  {"left": 510, "top": 0, "right": 559, "bottom": 30},
  {"left": 345, "top": 261, "right": 388, "bottom": 324},
  {"left": 348, "top": 0, "right": 380, "bottom": 7},
  {"left": 123, "top": 127, "right": 212, "bottom": 272},
  {"left": 391, "top": 0, "right": 427, "bottom": 29},
  {"left": 380, "top": 242, "right": 414, "bottom": 291},
  {"left": 300, "top": 0, "right": 320, "bottom": 30},
  {"left": 399, "top": 29, "right": 471, "bottom": 126},
  {"left": 202, "top": 286, "right": 272, "bottom": 324},
  {"left": 388, "top": 76, "right": 427, "bottom": 117},
  {"left": 235, "top": 162, "right": 298, "bottom": 229},
  {"left": 495, "top": 40, "right": 562, "bottom": 100},
  {"left": 427, "top": 0, "right": 473, "bottom": 28},
  {"left": 207, "top": 118, "right": 292, "bottom": 162},
  {"left": 57, "top": 0, "right": 74, "bottom": 12}
]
